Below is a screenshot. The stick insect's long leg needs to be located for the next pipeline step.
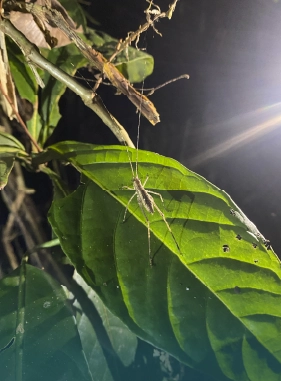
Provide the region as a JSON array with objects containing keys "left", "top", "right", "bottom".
[
  {"left": 147, "top": 190, "right": 164, "bottom": 205},
  {"left": 123, "top": 192, "right": 137, "bottom": 221},
  {"left": 147, "top": 219, "right": 152, "bottom": 266},
  {"left": 137, "top": 200, "right": 153, "bottom": 266},
  {"left": 153, "top": 203, "right": 181, "bottom": 254},
  {"left": 142, "top": 175, "right": 149, "bottom": 187}
]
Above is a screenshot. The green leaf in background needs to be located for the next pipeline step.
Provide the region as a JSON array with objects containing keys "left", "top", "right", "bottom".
[
  {"left": 0, "top": 130, "right": 26, "bottom": 152},
  {"left": 43, "top": 141, "right": 281, "bottom": 381},
  {"left": 115, "top": 53, "right": 154, "bottom": 84},
  {"left": 85, "top": 28, "right": 154, "bottom": 83},
  {"left": 6, "top": 24, "right": 87, "bottom": 145},
  {"left": 7, "top": 40, "right": 88, "bottom": 145},
  {"left": 0, "top": 131, "right": 27, "bottom": 188},
  {"left": 7, "top": 12, "right": 153, "bottom": 147},
  {"left": 6, "top": 38, "right": 37, "bottom": 105},
  {"left": 26, "top": 95, "right": 41, "bottom": 145},
  {"left": 72, "top": 271, "right": 138, "bottom": 380},
  {"left": 39, "top": 44, "right": 88, "bottom": 145},
  {"left": 0, "top": 263, "right": 93, "bottom": 381},
  {"left": 59, "top": 0, "right": 87, "bottom": 30},
  {"left": 0, "top": 154, "right": 15, "bottom": 189}
]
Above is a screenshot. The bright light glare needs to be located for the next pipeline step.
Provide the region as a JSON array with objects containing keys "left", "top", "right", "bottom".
[{"left": 190, "top": 102, "right": 281, "bottom": 167}]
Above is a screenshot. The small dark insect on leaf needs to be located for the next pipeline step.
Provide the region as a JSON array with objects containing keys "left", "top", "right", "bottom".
[
  {"left": 254, "top": 259, "right": 259, "bottom": 263},
  {"left": 234, "top": 286, "right": 241, "bottom": 294},
  {"left": 222, "top": 244, "right": 230, "bottom": 253},
  {"left": 236, "top": 234, "right": 242, "bottom": 240},
  {"left": 252, "top": 243, "right": 258, "bottom": 249}
]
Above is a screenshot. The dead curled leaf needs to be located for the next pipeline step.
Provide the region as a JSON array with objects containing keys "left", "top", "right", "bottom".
[
  {"left": 0, "top": 31, "right": 18, "bottom": 119},
  {"left": 9, "top": 0, "right": 81, "bottom": 48}
]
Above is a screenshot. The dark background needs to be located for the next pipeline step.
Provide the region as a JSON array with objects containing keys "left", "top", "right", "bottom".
[{"left": 60, "top": 0, "right": 281, "bottom": 255}]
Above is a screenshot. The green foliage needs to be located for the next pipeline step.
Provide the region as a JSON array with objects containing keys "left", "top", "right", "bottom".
[
  {"left": 33, "top": 141, "right": 281, "bottom": 381},
  {"left": 6, "top": 18, "right": 153, "bottom": 148},
  {"left": 0, "top": 131, "right": 27, "bottom": 188},
  {"left": 73, "top": 272, "right": 138, "bottom": 379},
  {"left": 0, "top": 263, "right": 92, "bottom": 381},
  {"left": 38, "top": 44, "right": 88, "bottom": 144},
  {"left": 0, "top": 155, "right": 15, "bottom": 189},
  {"left": 6, "top": 38, "right": 88, "bottom": 145},
  {"left": 59, "top": 0, "right": 88, "bottom": 30},
  {"left": 7, "top": 38, "right": 38, "bottom": 105}
]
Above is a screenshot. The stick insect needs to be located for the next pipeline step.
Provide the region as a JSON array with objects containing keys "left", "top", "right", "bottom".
[{"left": 122, "top": 76, "right": 181, "bottom": 266}]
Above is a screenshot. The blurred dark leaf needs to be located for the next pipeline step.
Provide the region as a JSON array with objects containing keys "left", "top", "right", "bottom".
[{"left": 0, "top": 263, "right": 93, "bottom": 381}]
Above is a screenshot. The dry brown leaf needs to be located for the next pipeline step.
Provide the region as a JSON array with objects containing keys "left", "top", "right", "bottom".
[
  {"left": 9, "top": 0, "right": 81, "bottom": 48},
  {"left": 0, "top": 31, "right": 18, "bottom": 119}
]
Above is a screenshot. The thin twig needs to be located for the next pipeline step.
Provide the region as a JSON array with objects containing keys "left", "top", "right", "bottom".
[
  {"left": 1, "top": 161, "right": 51, "bottom": 272},
  {"left": 1, "top": 162, "right": 36, "bottom": 269},
  {"left": 109, "top": 0, "right": 179, "bottom": 62}
]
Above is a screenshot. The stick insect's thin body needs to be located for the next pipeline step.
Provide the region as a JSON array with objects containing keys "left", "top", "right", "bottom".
[
  {"left": 123, "top": 72, "right": 181, "bottom": 266},
  {"left": 123, "top": 173, "right": 181, "bottom": 266}
]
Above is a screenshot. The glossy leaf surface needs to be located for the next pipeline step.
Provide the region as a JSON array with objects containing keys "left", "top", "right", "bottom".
[{"left": 42, "top": 141, "right": 281, "bottom": 381}]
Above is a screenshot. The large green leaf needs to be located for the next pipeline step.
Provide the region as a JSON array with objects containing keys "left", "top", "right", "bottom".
[
  {"left": 0, "top": 263, "right": 92, "bottom": 381},
  {"left": 40, "top": 141, "right": 281, "bottom": 381}
]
